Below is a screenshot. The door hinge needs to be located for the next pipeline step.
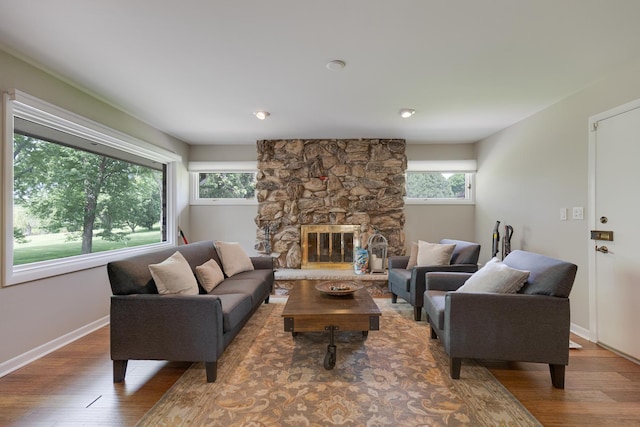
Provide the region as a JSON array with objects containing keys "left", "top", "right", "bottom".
[{"left": 592, "top": 121, "right": 599, "bottom": 131}]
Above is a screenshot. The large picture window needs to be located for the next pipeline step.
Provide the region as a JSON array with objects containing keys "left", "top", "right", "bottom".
[{"left": 3, "top": 90, "right": 180, "bottom": 285}]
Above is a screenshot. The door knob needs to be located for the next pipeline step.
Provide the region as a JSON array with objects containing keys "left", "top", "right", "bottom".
[{"left": 595, "top": 245, "right": 609, "bottom": 254}]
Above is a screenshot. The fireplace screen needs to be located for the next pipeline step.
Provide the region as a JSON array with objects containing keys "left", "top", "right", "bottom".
[{"left": 301, "top": 225, "right": 360, "bottom": 269}]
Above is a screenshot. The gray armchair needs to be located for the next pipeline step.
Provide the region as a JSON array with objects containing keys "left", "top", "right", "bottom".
[
  {"left": 388, "top": 239, "right": 481, "bottom": 321},
  {"left": 423, "top": 250, "right": 577, "bottom": 388}
]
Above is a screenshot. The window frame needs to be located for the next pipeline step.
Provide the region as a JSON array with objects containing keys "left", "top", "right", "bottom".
[
  {"left": 188, "top": 161, "right": 258, "bottom": 206},
  {"left": 2, "top": 90, "right": 181, "bottom": 286},
  {"left": 404, "top": 160, "right": 477, "bottom": 205}
]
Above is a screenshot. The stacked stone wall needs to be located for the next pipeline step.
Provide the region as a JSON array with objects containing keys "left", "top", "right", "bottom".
[{"left": 255, "top": 139, "right": 406, "bottom": 269}]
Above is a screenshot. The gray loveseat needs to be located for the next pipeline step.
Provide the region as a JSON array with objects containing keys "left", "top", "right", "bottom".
[{"left": 107, "top": 240, "right": 274, "bottom": 383}]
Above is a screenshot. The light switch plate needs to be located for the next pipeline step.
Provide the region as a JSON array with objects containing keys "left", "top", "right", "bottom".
[
  {"left": 572, "top": 207, "right": 584, "bottom": 220},
  {"left": 560, "top": 208, "right": 567, "bottom": 221}
]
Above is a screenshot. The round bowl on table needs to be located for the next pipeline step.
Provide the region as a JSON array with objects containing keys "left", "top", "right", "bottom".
[{"left": 315, "top": 281, "right": 363, "bottom": 296}]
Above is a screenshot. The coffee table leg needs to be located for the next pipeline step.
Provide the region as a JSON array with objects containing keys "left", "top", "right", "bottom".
[{"left": 324, "top": 325, "right": 338, "bottom": 370}]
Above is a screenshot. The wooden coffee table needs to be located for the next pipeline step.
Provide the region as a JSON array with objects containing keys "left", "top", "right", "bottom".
[{"left": 282, "top": 280, "right": 381, "bottom": 369}]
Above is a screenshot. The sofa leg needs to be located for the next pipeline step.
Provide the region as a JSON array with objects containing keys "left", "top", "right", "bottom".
[
  {"left": 450, "top": 358, "right": 461, "bottom": 379},
  {"left": 264, "top": 296, "right": 270, "bottom": 304},
  {"left": 413, "top": 306, "right": 422, "bottom": 321},
  {"left": 113, "top": 360, "right": 128, "bottom": 383},
  {"left": 430, "top": 326, "right": 438, "bottom": 339},
  {"left": 391, "top": 294, "right": 397, "bottom": 303},
  {"left": 205, "top": 361, "right": 218, "bottom": 382},
  {"left": 549, "top": 364, "right": 565, "bottom": 389}
]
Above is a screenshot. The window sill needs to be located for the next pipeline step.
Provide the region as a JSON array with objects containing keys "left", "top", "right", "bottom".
[
  {"left": 404, "top": 198, "right": 475, "bottom": 205},
  {"left": 5, "top": 242, "right": 175, "bottom": 286},
  {"left": 190, "top": 199, "right": 258, "bottom": 206}
]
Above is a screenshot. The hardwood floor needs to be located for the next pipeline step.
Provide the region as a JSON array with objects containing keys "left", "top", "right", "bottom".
[
  {"left": 0, "top": 327, "right": 190, "bottom": 426},
  {"left": 0, "top": 327, "right": 639, "bottom": 426},
  {"left": 486, "top": 334, "right": 640, "bottom": 426}
]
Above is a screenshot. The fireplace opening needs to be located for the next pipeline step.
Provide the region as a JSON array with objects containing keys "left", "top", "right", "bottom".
[{"left": 301, "top": 225, "right": 360, "bottom": 270}]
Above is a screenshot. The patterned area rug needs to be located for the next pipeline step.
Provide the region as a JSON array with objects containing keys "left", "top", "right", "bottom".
[{"left": 138, "top": 298, "right": 541, "bottom": 426}]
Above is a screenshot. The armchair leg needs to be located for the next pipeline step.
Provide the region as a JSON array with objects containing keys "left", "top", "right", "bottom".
[
  {"left": 549, "top": 364, "right": 566, "bottom": 389},
  {"left": 430, "top": 326, "right": 437, "bottom": 339},
  {"left": 450, "top": 358, "right": 461, "bottom": 379},
  {"left": 205, "top": 361, "right": 218, "bottom": 382},
  {"left": 391, "top": 294, "right": 397, "bottom": 303},
  {"left": 413, "top": 306, "right": 422, "bottom": 321},
  {"left": 113, "top": 360, "right": 128, "bottom": 383},
  {"left": 264, "top": 296, "right": 270, "bottom": 304}
]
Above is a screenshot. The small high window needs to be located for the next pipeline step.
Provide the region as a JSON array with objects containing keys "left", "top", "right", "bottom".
[
  {"left": 189, "top": 162, "right": 257, "bottom": 205},
  {"left": 405, "top": 160, "right": 476, "bottom": 204}
]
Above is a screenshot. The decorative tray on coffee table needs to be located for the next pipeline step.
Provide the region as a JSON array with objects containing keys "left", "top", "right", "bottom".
[{"left": 315, "top": 281, "right": 364, "bottom": 296}]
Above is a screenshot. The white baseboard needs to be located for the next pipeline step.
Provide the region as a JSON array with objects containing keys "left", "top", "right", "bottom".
[
  {"left": 0, "top": 316, "right": 110, "bottom": 378},
  {"left": 570, "top": 322, "right": 592, "bottom": 341}
]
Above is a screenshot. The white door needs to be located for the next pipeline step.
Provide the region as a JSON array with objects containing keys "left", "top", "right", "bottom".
[{"left": 592, "top": 103, "right": 640, "bottom": 361}]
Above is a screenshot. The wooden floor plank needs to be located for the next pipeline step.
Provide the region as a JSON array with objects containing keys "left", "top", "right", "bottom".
[{"left": 0, "top": 326, "right": 639, "bottom": 425}]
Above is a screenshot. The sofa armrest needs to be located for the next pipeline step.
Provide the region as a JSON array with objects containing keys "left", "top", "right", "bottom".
[
  {"left": 412, "top": 264, "right": 475, "bottom": 292},
  {"left": 425, "top": 271, "right": 473, "bottom": 291},
  {"left": 444, "top": 292, "right": 571, "bottom": 364},
  {"left": 110, "top": 294, "right": 224, "bottom": 362},
  {"left": 250, "top": 256, "right": 274, "bottom": 270},
  {"left": 388, "top": 256, "right": 409, "bottom": 269}
]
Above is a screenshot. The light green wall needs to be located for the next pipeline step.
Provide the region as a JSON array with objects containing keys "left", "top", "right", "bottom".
[
  {"left": 0, "top": 48, "right": 191, "bottom": 369},
  {"left": 475, "top": 57, "right": 640, "bottom": 332}
]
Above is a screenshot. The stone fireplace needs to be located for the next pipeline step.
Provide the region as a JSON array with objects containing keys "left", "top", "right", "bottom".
[{"left": 254, "top": 138, "right": 406, "bottom": 269}]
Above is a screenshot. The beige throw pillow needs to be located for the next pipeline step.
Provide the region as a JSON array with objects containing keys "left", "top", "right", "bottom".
[
  {"left": 215, "top": 241, "right": 254, "bottom": 277},
  {"left": 148, "top": 251, "right": 198, "bottom": 295},
  {"left": 417, "top": 241, "right": 455, "bottom": 266},
  {"left": 196, "top": 259, "right": 225, "bottom": 292},
  {"left": 457, "top": 257, "right": 530, "bottom": 294},
  {"left": 406, "top": 241, "right": 419, "bottom": 269}
]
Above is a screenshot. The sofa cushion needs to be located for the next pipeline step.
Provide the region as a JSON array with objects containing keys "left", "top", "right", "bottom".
[
  {"left": 108, "top": 241, "right": 221, "bottom": 295},
  {"left": 196, "top": 259, "right": 225, "bottom": 292},
  {"left": 406, "top": 241, "right": 419, "bottom": 269},
  {"left": 457, "top": 257, "right": 529, "bottom": 294},
  {"left": 503, "top": 250, "right": 578, "bottom": 298},
  {"left": 424, "top": 290, "right": 447, "bottom": 330},
  {"left": 216, "top": 294, "right": 253, "bottom": 333},
  {"left": 440, "top": 239, "right": 481, "bottom": 265},
  {"left": 417, "top": 241, "right": 456, "bottom": 266},
  {"left": 148, "top": 251, "right": 199, "bottom": 295},
  {"left": 210, "top": 270, "right": 272, "bottom": 305},
  {"left": 215, "top": 241, "right": 255, "bottom": 277}
]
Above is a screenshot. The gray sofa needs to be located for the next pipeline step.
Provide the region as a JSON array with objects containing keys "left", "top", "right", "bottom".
[
  {"left": 107, "top": 240, "right": 274, "bottom": 383},
  {"left": 423, "top": 250, "right": 577, "bottom": 388}
]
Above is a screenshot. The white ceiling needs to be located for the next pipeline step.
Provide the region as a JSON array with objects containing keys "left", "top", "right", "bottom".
[{"left": 2, "top": 1, "right": 640, "bottom": 146}]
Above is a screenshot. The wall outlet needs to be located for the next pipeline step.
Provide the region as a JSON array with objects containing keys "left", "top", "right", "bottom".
[
  {"left": 572, "top": 207, "right": 584, "bottom": 220},
  {"left": 560, "top": 208, "right": 567, "bottom": 221}
]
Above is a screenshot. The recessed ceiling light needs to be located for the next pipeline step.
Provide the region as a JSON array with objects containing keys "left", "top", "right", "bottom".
[
  {"left": 399, "top": 108, "right": 416, "bottom": 118},
  {"left": 326, "top": 60, "right": 346, "bottom": 71},
  {"left": 254, "top": 111, "right": 270, "bottom": 120}
]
